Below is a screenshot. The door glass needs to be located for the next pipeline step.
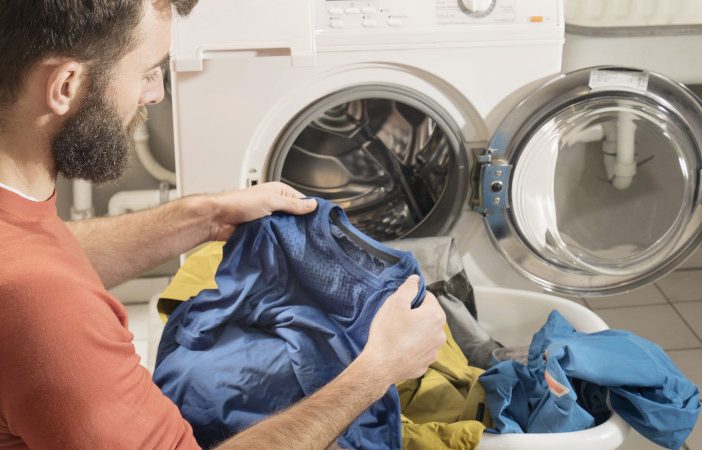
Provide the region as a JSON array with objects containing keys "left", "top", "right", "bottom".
[{"left": 511, "top": 97, "right": 697, "bottom": 275}]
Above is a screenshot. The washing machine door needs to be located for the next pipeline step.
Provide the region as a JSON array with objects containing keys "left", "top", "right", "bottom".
[{"left": 479, "top": 66, "right": 702, "bottom": 296}]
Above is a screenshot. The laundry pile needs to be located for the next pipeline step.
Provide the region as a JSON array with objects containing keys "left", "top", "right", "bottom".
[
  {"left": 480, "top": 310, "right": 701, "bottom": 450},
  {"left": 155, "top": 199, "right": 419, "bottom": 449},
  {"left": 153, "top": 199, "right": 700, "bottom": 450},
  {"left": 154, "top": 199, "right": 495, "bottom": 449}
]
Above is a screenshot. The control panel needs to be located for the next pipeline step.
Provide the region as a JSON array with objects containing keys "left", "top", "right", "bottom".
[{"left": 318, "top": 0, "right": 558, "bottom": 30}]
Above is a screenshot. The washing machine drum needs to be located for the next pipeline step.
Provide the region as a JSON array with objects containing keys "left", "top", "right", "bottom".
[{"left": 268, "top": 86, "right": 469, "bottom": 242}]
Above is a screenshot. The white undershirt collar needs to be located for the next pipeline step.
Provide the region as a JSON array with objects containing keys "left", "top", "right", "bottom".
[{"left": 0, "top": 181, "right": 39, "bottom": 202}]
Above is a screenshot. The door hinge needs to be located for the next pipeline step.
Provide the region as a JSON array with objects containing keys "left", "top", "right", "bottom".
[{"left": 470, "top": 147, "right": 512, "bottom": 214}]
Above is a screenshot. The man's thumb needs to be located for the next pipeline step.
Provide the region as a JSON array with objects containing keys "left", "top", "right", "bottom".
[{"left": 389, "top": 275, "right": 420, "bottom": 308}]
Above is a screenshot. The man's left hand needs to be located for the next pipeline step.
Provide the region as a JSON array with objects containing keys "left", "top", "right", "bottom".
[{"left": 206, "top": 182, "right": 317, "bottom": 241}]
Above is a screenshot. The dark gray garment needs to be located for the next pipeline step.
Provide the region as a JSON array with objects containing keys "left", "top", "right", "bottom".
[{"left": 386, "top": 236, "right": 502, "bottom": 369}]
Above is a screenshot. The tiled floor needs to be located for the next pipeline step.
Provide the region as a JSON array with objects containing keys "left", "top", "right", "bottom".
[{"left": 576, "top": 267, "right": 702, "bottom": 450}]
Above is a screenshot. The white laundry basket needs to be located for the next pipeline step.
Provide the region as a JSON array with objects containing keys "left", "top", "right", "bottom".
[
  {"left": 147, "top": 288, "right": 631, "bottom": 449},
  {"left": 474, "top": 286, "right": 630, "bottom": 450}
]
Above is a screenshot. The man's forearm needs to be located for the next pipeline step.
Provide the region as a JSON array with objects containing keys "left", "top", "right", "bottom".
[
  {"left": 217, "top": 353, "right": 390, "bottom": 450},
  {"left": 66, "top": 195, "right": 214, "bottom": 288}
]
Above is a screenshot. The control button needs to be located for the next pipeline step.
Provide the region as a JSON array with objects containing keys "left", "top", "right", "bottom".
[
  {"left": 330, "top": 19, "right": 345, "bottom": 28},
  {"left": 387, "top": 18, "right": 403, "bottom": 26},
  {"left": 328, "top": 7, "right": 343, "bottom": 15},
  {"left": 460, "top": 0, "right": 492, "bottom": 14},
  {"left": 345, "top": 7, "right": 360, "bottom": 14},
  {"left": 529, "top": 15, "right": 544, "bottom": 22},
  {"left": 361, "top": 19, "right": 377, "bottom": 27},
  {"left": 361, "top": 7, "right": 376, "bottom": 14}
]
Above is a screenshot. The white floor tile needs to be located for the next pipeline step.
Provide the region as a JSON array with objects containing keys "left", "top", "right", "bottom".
[
  {"left": 586, "top": 285, "right": 667, "bottom": 310},
  {"left": 686, "top": 420, "right": 702, "bottom": 450},
  {"left": 133, "top": 339, "right": 149, "bottom": 369},
  {"left": 596, "top": 305, "right": 701, "bottom": 350},
  {"left": 125, "top": 303, "right": 150, "bottom": 340},
  {"left": 674, "top": 302, "right": 702, "bottom": 340},
  {"left": 617, "top": 429, "right": 671, "bottom": 450},
  {"left": 657, "top": 271, "right": 702, "bottom": 303},
  {"left": 571, "top": 297, "right": 588, "bottom": 308},
  {"left": 681, "top": 248, "right": 702, "bottom": 270},
  {"left": 669, "top": 349, "right": 702, "bottom": 389}
]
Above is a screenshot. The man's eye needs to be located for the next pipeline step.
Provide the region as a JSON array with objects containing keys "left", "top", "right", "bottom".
[{"left": 144, "top": 70, "right": 161, "bottom": 83}]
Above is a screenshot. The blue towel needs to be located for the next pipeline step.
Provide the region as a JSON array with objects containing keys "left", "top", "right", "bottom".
[
  {"left": 480, "top": 310, "right": 700, "bottom": 450},
  {"left": 154, "top": 198, "right": 424, "bottom": 449}
]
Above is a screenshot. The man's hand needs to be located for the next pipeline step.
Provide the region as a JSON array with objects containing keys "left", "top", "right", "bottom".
[
  {"left": 68, "top": 181, "right": 316, "bottom": 288},
  {"left": 215, "top": 276, "right": 447, "bottom": 450},
  {"left": 359, "top": 275, "right": 447, "bottom": 386},
  {"left": 207, "top": 182, "right": 317, "bottom": 241}
]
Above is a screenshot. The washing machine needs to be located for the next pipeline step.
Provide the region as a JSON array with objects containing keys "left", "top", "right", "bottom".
[{"left": 168, "top": 0, "right": 702, "bottom": 447}]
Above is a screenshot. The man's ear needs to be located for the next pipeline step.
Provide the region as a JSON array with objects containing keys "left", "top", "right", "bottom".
[{"left": 45, "top": 60, "right": 85, "bottom": 116}]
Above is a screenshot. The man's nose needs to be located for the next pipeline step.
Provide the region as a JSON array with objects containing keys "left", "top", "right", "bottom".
[{"left": 140, "top": 74, "right": 166, "bottom": 106}]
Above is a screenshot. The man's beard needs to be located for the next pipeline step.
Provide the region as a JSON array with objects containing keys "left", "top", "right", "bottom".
[{"left": 52, "top": 87, "right": 148, "bottom": 184}]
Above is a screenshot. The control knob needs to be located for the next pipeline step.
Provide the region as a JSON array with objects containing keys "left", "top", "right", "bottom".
[{"left": 459, "top": 0, "right": 494, "bottom": 15}]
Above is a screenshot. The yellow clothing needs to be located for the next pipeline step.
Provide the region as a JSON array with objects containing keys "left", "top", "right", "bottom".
[
  {"left": 398, "top": 326, "right": 491, "bottom": 449},
  {"left": 158, "top": 242, "right": 225, "bottom": 322},
  {"left": 159, "top": 242, "right": 491, "bottom": 449}
]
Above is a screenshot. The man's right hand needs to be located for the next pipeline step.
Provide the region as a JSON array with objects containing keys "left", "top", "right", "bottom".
[
  {"left": 358, "top": 275, "right": 447, "bottom": 388},
  {"left": 215, "top": 275, "right": 447, "bottom": 450}
]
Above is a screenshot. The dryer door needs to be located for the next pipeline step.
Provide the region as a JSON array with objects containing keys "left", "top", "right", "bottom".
[{"left": 480, "top": 66, "right": 702, "bottom": 296}]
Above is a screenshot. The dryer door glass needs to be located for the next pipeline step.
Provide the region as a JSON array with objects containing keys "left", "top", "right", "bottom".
[
  {"left": 484, "top": 67, "right": 702, "bottom": 295},
  {"left": 268, "top": 86, "right": 470, "bottom": 241}
]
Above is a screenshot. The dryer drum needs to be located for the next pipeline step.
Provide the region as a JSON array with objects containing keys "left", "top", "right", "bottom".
[{"left": 268, "top": 86, "right": 470, "bottom": 241}]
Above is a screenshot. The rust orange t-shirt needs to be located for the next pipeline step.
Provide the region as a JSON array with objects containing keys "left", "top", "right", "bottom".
[{"left": 0, "top": 186, "right": 200, "bottom": 449}]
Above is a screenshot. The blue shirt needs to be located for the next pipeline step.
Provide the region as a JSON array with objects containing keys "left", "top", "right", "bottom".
[
  {"left": 154, "top": 199, "right": 424, "bottom": 449},
  {"left": 479, "top": 310, "right": 700, "bottom": 450}
]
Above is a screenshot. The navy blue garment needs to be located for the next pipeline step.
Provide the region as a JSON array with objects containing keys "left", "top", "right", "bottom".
[
  {"left": 154, "top": 198, "right": 425, "bottom": 449},
  {"left": 479, "top": 310, "right": 700, "bottom": 450}
]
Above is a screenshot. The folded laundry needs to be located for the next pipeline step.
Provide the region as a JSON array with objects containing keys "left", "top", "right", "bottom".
[
  {"left": 386, "top": 237, "right": 502, "bottom": 369},
  {"left": 154, "top": 199, "right": 425, "bottom": 449},
  {"left": 480, "top": 310, "right": 701, "bottom": 450}
]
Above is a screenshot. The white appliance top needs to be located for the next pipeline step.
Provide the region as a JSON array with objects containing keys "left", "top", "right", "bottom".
[{"left": 170, "top": 0, "right": 563, "bottom": 72}]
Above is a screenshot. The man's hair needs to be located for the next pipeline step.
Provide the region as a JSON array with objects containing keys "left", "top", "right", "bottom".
[{"left": 0, "top": 0, "right": 197, "bottom": 107}]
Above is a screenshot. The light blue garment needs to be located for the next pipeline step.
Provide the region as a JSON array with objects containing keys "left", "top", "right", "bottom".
[
  {"left": 154, "top": 199, "right": 424, "bottom": 449},
  {"left": 480, "top": 310, "right": 700, "bottom": 450}
]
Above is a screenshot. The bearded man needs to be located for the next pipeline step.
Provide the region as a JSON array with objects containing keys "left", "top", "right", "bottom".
[{"left": 0, "top": 1, "right": 446, "bottom": 448}]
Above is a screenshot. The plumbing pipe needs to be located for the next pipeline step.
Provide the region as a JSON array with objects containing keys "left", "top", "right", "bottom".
[
  {"left": 70, "top": 179, "right": 94, "bottom": 220},
  {"left": 108, "top": 188, "right": 177, "bottom": 216},
  {"left": 612, "top": 112, "right": 637, "bottom": 190},
  {"left": 562, "top": 124, "right": 604, "bottom": 147},
  {"left": 133, "top": 122, "right": 177, "bottom": 186},
  {"left": 602, "top": 122, "right": 618, "bottom": 182}
]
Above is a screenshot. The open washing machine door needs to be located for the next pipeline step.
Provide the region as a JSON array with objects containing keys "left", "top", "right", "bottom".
[{"left": 476, "top": 66, "right": 702, "bottom": 296}]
